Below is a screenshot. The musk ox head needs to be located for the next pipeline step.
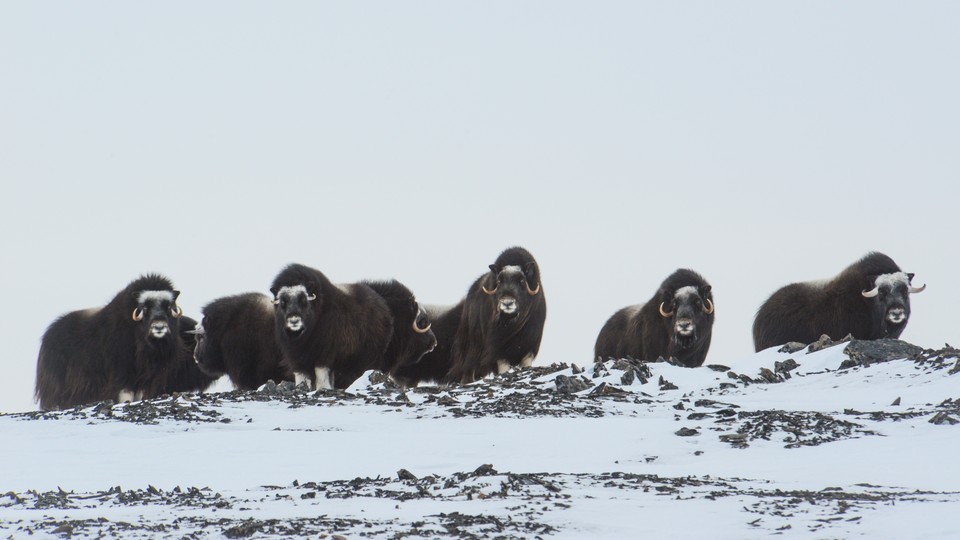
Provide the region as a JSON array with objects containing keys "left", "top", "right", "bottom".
[
  {"left": 189, "top": 320, "right": 224, "bottom": 378},
  {"left": 481, "top": 262, "right": 541, "bottom": 322},
  {"left": 270, "top": 283, "right": 320, "bottom": 336},
  {"left": 657, "top": 284, "right": 714, "bottom": 350},
  {"left": 132, "top": 289, "right": 183, "bottom": 344},
  {"left": 403, "top": 302, "right": 437, "bottom": 365},
  {"left": 861, "top": 272, "right": 925, "bottom": 338}
]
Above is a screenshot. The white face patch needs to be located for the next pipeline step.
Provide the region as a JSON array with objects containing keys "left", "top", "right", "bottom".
[
  {"left": 875, "top": 272, "right": 911, "bottom": 289},
  {"left": 277, "top": 285, "right": 309, "bottom": 300},
  {"left": 137, "top": 290, "right": 175, "bottom": 305},
  {"left": 674, "top": 286, "right": 699, "bottom": 301},
  {"left": 501, "top": 265, "right": 523, "bottom": 276}
]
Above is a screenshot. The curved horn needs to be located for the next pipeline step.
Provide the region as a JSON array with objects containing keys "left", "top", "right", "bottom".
[
  {"left": 412, "top": 318, "right": 432, "bottom": 334},
  {"left": 659, "top": 302, "right": 673, "bottom": 318},
  {"left": 909, "top": 283, "right": 927, "bottom": 294},
  {"left": 861, "top": 287, "right": 879, "bottom": 298},
  {"left": 132, "top": 307, "right": 144, "bottom": 321},
  {"left": 171, "top": 305, "right": 183, "bottom": 318},
  {"left": 272, "top": 298, "right": 280, "bottom": 305},
  {"left": 307, "top": 293, "right": 317, "bottom": 301},
  {"left": 703, "top": 298, "right": 714, "bottom": 314},
  {"left": 481, "top": 284, "right": 497, "bottom": 295},
  {"left": 526, "top": 282, "right": 541, "bottom": 296}
]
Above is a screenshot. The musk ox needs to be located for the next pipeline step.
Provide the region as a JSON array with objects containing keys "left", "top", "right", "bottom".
[
  {"left": 390, "top": 303, "right": 465, "bottom": 387},
  {"left": 147, "top": 315, "right": 218, "bottom": 396},
  {"left": 446, "top": 246, "right": 547, "bottom": 384},
  {"left": 594, "top": 269, "right": 715, "bottom": 367},
  {"left": 270, "top": 263, "right": 393, "bottom": 390},
  {"left": 35, "top": 274, "right": 190, "bottom": 410},
  {"left": 752, "top": 252, "right": 926, "bottom": 351},
  {"left": 192, "top": 293, "right": 289, "bottom": 390},
  {"left": 363, "top": 280, "right": 437, "bottom": 379}
]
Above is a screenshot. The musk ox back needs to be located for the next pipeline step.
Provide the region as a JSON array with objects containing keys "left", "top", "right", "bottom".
[
  {"left": 594, "top": 269, "right": 715, "bottom": 367},
  {"left": 363, "top": 280, "right": 437, "bottom": 379},
  {"left": 447, "top": 246, "right": 547, "bottom": 384},
  {"left": 753, "top": 252, "right": 926, "bottom": 351},
  {"left": 270, "top": 263, "right": 393, "bottom": 390},
  {"left": 193, "top": 293, "right": 289, "bottom": 390},
  {"left": 35, "top": 274, "right": 190, "bottom": 410}
]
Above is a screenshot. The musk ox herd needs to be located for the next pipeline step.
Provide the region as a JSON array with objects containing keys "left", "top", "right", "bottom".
[{"left": 34, "top": 249, "right": 926, "bottom": 410}]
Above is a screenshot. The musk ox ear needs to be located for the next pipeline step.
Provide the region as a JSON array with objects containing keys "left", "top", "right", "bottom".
[
  {"left": 907, "top": 273, "right": 916, "bottom": 282},
  {"left": 488, "top": 264, "right": 501, "bottom": 276},
  {"left": 269, "top": 286, "right": 279, "bottom": 298},
  {"left": 172, "top": 290, "right": 181, "bottom": 301},
  {"left": 524, "top": 262, "right": 539, "bottom": 283},
  {"left": 699, "top": 284, "right": 712, "bottom": 298}
]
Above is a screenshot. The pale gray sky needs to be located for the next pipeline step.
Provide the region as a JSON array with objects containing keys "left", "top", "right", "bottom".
[{"left": 3, "top": 2, "right": 958, "bottom": 412}]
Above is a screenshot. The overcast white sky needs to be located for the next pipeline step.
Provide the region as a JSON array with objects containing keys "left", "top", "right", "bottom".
[{"left": 2, "top": 2, "right": 958, "bottom": 413}]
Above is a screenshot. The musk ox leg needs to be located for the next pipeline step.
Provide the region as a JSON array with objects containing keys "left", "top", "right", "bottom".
[
  {"left": 118, "top": 390, "right": 135, "bottom": 403},
  {"left": 294, "top": 372, "right": 313, "bottom": 390},
  {"left": 496, "top": 360, "right": 511, "bottom": 375},
  {"left": 314, "top": 367, "right": 334, "bottom": 390},
  {"left": 520, "top": 353, "right": 536, "bottom": 368}
]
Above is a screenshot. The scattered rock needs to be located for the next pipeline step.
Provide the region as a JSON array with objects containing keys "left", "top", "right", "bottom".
[
  {"left": 774, "top": 359, "right": 799, "bottom": 374},
  {"left": 224, "top": 520, "right": 262, "bottom": 538},
  {"left": 555, "top": 375, "right": 592, "bottom": 394},
  {"left": 929, "top": 412, "right": 960, "bottom": 425},
  {"left": 675, "top": 427, "right": 699, "bottom": 437},
  {"left": 844, "top": 340, "right": 924, "bottom": 367},
  {"left": 397, "top": 469, "right": 418, "bottom": 481},
  {"left": 808, "top": 334, "right": 852, "bottom": 353},
  {"left": 620, "top": 370, "right": 635, "bottom": 386},
  {"left": 891, "top": 397, "right": 901, "bottom": 406},
  {"left": 778, "top": 342, "right": 807, "bottom": 354},
  {"left": 473, "top": 464, "right": 498, "bottom": 476}
]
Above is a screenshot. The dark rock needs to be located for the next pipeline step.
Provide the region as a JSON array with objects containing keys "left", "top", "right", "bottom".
[
  {"left": 555, "top": 375, "right": 592, "bottom": 394},
  {"left": 778, "top": 342, "right": 807, "bottom": 354},
  {"left": 891, "top": 397, "right": 901, "bottom": 406},
  {"left": 224, "top": 520, "right": 261, "bottom": 538},
  {"left": 259, "top": 380, "right": 278, "bottom": 395},
  {"left": 758, "top": 368, "right": 779, "bottom": 383},
  {"left": 774, "top": 359, "right": 799, "bottom": 374},
  {"left": 473, "top": 464, "right": 498, "bottom": 476},
  {"left": 589, "top": 382, "right": 626, "bottom": 396},
  {"left": 397, "top": 469, "right": 418, "bottom": 481},
  {"left": 436, "top": 395, "right": 459, "bottom": 407},
  {"left": 675, "top": 427, "right": 699, "bottom": 437},
  {"left": 808, "top": 334, "right": 852, "bottom": 353},
  {"left": 706, "top": 364, "right": 730, "bottom": 372},
  {"left": 929, "top": 412, "right": 960, "bottom": 425},
  {"left": 620, "top": 370, "right": 635, "bottom": 386},
  {"left": 52, "top": 523, "right": 73, "bottom": 536},
  {"left": 673, "top": 402, "right": 685, "bottom": 410},
  {"left": 844, "top": 339, "right": 924, "bottom": 367}
]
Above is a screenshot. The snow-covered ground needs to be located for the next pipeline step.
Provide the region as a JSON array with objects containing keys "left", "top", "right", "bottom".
[{"left": 2, "top": 339, "right": 959, "bottom": 539}]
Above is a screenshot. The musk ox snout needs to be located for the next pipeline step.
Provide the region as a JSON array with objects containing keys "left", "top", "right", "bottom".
[
  {"left": 149, "top": 320, "right": 170, "bottom": 339},
  {"left": 675, "top": 319, "right": 695, "bottom": 336},
  {"left": 499, "top": 297, "right": 518, "bottom": 315},
  {"left": 286, "top": 315, "right": 304, "bottom": 332},
  {"left": 887, "top": 307, "right": 907, "bottom": 324}
]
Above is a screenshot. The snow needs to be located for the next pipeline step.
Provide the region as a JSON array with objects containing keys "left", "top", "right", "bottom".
[{"left": 2, "top": 340, "right": 960, "bottom": 538}]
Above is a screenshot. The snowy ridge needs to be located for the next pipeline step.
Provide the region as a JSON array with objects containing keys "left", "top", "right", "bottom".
[{"left": 2, "top": 339, "right": 960, "bottom": 538}]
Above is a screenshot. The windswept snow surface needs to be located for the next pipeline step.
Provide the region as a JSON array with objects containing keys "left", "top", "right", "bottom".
[{"left": 2, "top": 339, "right": 960, "bottom": 538}]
